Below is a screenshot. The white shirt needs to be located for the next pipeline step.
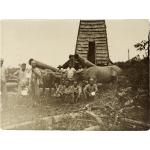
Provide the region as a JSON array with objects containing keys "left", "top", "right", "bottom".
[
  {"left": 66, "top": 67, "right": 76, "bottom": 79},
  {"left": 14, "top": 69, "right": 29, "bottom": 86}
]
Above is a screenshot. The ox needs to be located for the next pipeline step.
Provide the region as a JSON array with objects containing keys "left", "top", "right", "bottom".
[
  {"left": 75, "top": 65, "right": 122, "bottom": 90},
  {"left": 41, "top": 69, "right": 63, "bottom": 97}
]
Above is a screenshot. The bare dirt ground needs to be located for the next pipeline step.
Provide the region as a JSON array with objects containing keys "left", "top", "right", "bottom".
[{"left": 1, "top": 85, "right": 149, "bottom": 130}]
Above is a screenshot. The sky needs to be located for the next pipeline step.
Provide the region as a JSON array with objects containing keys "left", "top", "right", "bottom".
[{"left": 0, "top": 19, "right": 149, "bottom": 68}]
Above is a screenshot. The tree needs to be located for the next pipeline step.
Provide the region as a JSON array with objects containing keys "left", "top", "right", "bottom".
[{"left": 134, "top": 40, "right": 149, "bottom": 57}]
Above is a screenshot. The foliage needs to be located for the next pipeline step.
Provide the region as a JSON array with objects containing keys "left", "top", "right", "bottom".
[
  {"left": 134, "top": 40, "right": 148, "bottom": 51},
  {"left": 117, "top": 58, "right": 149, "bottom": 90},
  {"left": 134, "top": 40, "right": 149, "bottom": 57}
]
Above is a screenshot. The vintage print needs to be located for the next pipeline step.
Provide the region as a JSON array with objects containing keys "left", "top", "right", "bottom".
[{"left": 0, "top": 20, "right": 149, "bottom": 130}]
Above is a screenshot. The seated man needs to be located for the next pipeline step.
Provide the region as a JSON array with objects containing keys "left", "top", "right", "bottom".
[
  {"left": 71, "top": 80, "right": 82, "bottom": 103},
  {"left": 83, "top": 78, "right": 98, "bottom": 101},
  {"left": 63, "top": 80, "right": 74, "bottom": 103},
  {"left": 54, "top": 79, "right": 65, "bottom": 98}
]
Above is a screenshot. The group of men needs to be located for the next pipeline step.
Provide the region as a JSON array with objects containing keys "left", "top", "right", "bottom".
[
  {"left": 52, "top": 63, "right": 98, "bottom": 103},
  {"left": 0, "top": 58, "right": 99, "bottom": 107},
  {"left": 53, "top": 77, "right": 98, "bottom": 103}
]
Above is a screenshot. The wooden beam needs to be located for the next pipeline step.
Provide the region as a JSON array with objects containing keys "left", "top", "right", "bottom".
[
  {"left": 78, "top": 34, "right": 106, "bottom": 38},
  {"left": 120, "top": 118, "right": 150, "bottom": 128},
  {"left": 80, "top": 28, "right": 106, "bottom": 32},
  {"left": 2, "top": 112, "right": 82, "bottom": 130},
  {"left": 80, "top": 20, "right": 105, "bottom": 25},
  {"left": 85, "top": 111, "right": 103, "bottom": 125},
  {"left": 80, "top": 25, "right": 106, "bottom": 29},
  {"left": 84, "top": 125, "right": 100, "bottom": 131}
]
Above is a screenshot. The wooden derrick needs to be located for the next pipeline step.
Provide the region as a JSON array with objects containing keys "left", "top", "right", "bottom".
[{"left": 75, "top": 20, "right": 110, "bottom": 66}]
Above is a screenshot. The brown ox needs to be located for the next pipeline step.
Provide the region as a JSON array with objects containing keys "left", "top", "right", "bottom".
[
  {"left": 41, "top": 69, "right": 62, "bottom": 96},
  {"left": 75, "top": 65, "right": 122, "bottom": 86}
]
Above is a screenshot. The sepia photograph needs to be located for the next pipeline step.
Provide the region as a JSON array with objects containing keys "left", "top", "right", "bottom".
[{"left": 0, "top": 19, "right": 149, "bottom": 130}]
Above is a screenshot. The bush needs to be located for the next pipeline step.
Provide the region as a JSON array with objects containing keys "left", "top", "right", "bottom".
[{"left": 116, "top": 58, "right": 149, "bottom": 90}]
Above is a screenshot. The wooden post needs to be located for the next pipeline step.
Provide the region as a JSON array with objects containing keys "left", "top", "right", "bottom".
[{"left": 128, "top": 49, "right": 130, "bottom": 60}]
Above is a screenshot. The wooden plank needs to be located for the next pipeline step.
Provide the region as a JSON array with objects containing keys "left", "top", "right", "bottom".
[
  {"left": 77, "top": 40, "right": 107, "bottom": 43},
  {"left": 96, "top": 48, "right": 108, "bottom": 51},
  {"left": 76, "top": 47, "right": 88, "bottom": 50},
  {"left": 76, "top": 49, "right": 88, "bottom": 52},
  {"left": 96, "top": 47, "right": 108, "bottom": 51},
  {"left": 96, "top": 54, "right": 108, "bottom": 57},
  {"left": 96, "top": 60, "right": 108, "bottom": 63},
  {"left": 78, "top": 36, "right": 106, "bottom": 39},
  {"left": 80, "top": 30, "right": 106, "bottom": 34},
  {"left": 76, "top": 53, "right": 87, "bottom": 58},
  {"left": 95, "top": 40, "right": 108, "bottom": 44},
  {"left": 77, "top": 39, "right": 107, "bottom": 43},
  {"left": 76, "top": 50, "right": 88, "bottom": 54},
  {"left": 78, "top": 36, "right": 107, "bottom": 39},
  {"left": 96, "top": 43, "right": 107, "bottom": 47},
  {"left": 120, "top": 118, "right": 150, "bottom": 128},
  {"left": 80, "top": 24, "right": 106, "bottom": 29},
  {"left": 76, "top": 41, "right": 88, "bottom": 45},
  {"left": 3, "top": 112, "right": 82, "bottom": 130},
  {"left": 79, "top": 32, "right": 106, "bottom": 36},
  {"left": 96, "top": 57, "right": 108, "bottom": 60},
  {"left": 80, "top": 20, "right": 105, "bottom": 25},
  {"left": 76, "top": 46, "right": 88, "bottom": 50},
  {"left": 96, "top": 52, "right": 108, "bottom": 55},
  {"left": 85, "top": 111, "right": 103, "bottom": 125},
  {"left": 96, "top": 60, "right": 108, "bottom": 65},
  {"left": 76, "top": 52, "right": 88, "bottom": 55},
  {"left": 80, "top": 28, "right": 106, "bottom": 32},
  {"left": 78, "top": 34, "right": 106, "bottom": 38},
  {"left": 76, "top": 43, "right": 88, "bottom": 47},
  {"left": 96, "top": 50, "right": 108, "bottom": 55}
]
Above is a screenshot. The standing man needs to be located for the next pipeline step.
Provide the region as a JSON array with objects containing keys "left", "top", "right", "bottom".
[
  {"left": 30, "top": 60, "right": 42, "bottom": 105},
  {"left": 66, "top": 63, "right": 76, "bottom": 83},
  {"left": 14, "top": 63, "right": 29, "bottom": 96},
  {"left": 0, "top": 58, "right": 7, "bottom": 108}
]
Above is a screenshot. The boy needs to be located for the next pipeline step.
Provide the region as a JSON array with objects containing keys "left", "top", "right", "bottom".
[
  {"left": 71, "top": 80, "right": 82, "bottom": 103},
  {"left": 83, "top": 78, "right": 98, "bottom": 101}
]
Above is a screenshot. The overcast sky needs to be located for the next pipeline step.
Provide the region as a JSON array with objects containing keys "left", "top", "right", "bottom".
[{"left": 0, "top": 19, "right": 149, "bottom": 67}]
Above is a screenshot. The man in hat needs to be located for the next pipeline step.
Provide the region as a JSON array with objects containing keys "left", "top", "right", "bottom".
[
  {"left": 14, "top": 63, "right": 30, "bottom": 96},
  {"left": 0, "top": 58, "right": 8, "bottom": 108},
  {"left": 30, "top": 60, "right": 42, "bottom": 105}
]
